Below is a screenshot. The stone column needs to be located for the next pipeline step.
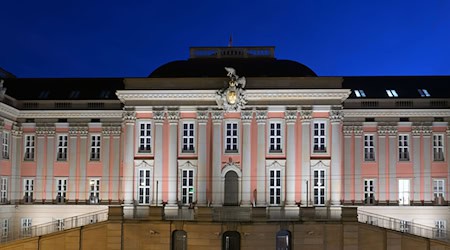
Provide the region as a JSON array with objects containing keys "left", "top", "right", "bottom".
[
  {"left": 299, "top": 109, "right": 312, "bottom": 206},
  {"left": 68, "top": 126, "right": 78, "bottom": 202},
  {"left": 211, "top": 110, "right": 223, "bottom": 206},
  {"left": 153, "top": 110, "right": 165, "bottom": 205},
  {"left": 196, "top": 110, "right": 209, "bottom": 206},
  {"left": 330, "top": 110, "right": 343, "bottom": 206},
  {"left": 256, "top": 110, "right": 267, "bottom": 206},
  {"left": 423, "top": 126, "right": 432, "bottom": 203},
  {"left": 10, "top": 125, "right": 22, "bottom": 203},
  {"left": 412, "top": 125, "right": 421, "bottom": 203},
  {"left": 388, "top": 125, "right": 397, "bottom": 204},
  {"left": 45, "top": 127, "right": 55, "bottom": 202},
  {"left": 35, "top": 126, "right": 46, "bottom": 202},
  {"left": 343, "top": 125, "right": 353, "bottom": 203},
  {"left": 285, "top": 109, "right": 297, "bottom": 206},
  {"left": 78, "top": 126, "right": 88, "bottom": 201},
  {"left": 122, "top": 110, "right": 136, "bottom": 205},
  {"left": 111, "top": 126, "right": 121, "bottom": 202},
  {"left": 167, "top": 110, "right": 179, "bottom": 206},
  {"left": 241, "top": 110, "right": 253, "bottom": 206},
  {"left": 354, "top": 126, "right": 362, "bottom": 202},
  {"left": 377, "top": 126, "right": 387, "bottom": 203},
  {"left": 101, "top": 126, "right": 111, "bottom": 202}
]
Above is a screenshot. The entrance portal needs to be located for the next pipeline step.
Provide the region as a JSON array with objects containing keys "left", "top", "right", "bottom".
[{"left": 224, "top": 171, "right": 239, "bottom": 206}]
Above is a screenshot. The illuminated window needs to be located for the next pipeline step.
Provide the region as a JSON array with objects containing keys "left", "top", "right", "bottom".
[
  {"left": 24, "top": 135, "right": 35, "bottom": 161},
  {"left": 433, "top": 179, "right": 445, "bottom": 200},
  {"left": 139, "top": 122, "right": 152, "bottom": 153},
  {"left": 225, "top": 122, "right": 239, "bottom": 153},
  {"left": 89, "top": 179, "right": 100, "bottom": 204},
  {"left": 364, "top": 179, "right": 375, "bottom": 205},
  {"left": 23, "top": 179, "right": 34, "bottom": 203},
  {"left": 313, "top": 169, "right": 325, "bottom": 206},
  {"left": 276, "top": 230, "right": 291, "bottom": 250},
  {"left": 364, "top": 134, "right": 375, "bottom": 161},
  {"left": 400, "top": 220, "right": 410, "bottom": 233},
  {"left": 354, "top": 89, "right": 366, "bottom": 97},
  {"left": 269, "top": 169, "right": 281, "bottom": 205},
  {"left": 418, "top": 89, "right": 431, "bottom": 97},
  {"left": 56, "top": 178, "right": 67, "bottom": 203},
  {"left": 313, "top": 121, "right": 326, "bottom": 153},
  {"left": 398, "top": 135, "right": 410, "bottom": 161},
  {"left": 1, "top": 218, "right": 8, "bottom": 239},
  {"left": 182, "top": 122, "right": 195, "bottom": 153},
  {"left": 2, "top": 132, "right": 9, "bottom": 159},
  {"left": 0, "top": 177, "right": 7, "bottom": 204},
  {"left": 181, "top": 169, "right": 194, "bottom": 205},
  {"left": 138, "top": 169, "right": 151, "bottom": 204},
  {"left": 269, "top": 121, "right": 282, "bottom": 152},
  {"left": 386, "top": 89, "right": 398, "bottom": 97},
  {"left": 433, "top": 134, "right": 445, "bottom": 161},
  {"left": 435, "top": 220, "right": 446, "bottom": 238},
  {"left": 57, "top": 135, "right": 68, "bottom": 161},
  {"left": 90, "top": 135, "right": 101, "bottom": 161},
  {"left": 21, "top": 218, "right": 32, "bottom": 237}
]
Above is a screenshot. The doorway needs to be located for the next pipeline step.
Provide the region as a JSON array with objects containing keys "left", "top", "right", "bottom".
[{"left": 224, "top": 171, "right": 239, "bottom": 206}]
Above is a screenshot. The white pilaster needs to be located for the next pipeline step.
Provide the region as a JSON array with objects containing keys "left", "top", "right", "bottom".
[
  {"left": 111, "top": 127, "right": 121, "bottom": 202},
  {"left": 300, "top": 110, "right": 312, "bottom": 206},
  {"left": 196, "top": 110, "right": 209, "bottom": 206},
  {"left": 167, "top": 110, "right": 179, "bottom": 206},
  {"left": 10, "top": 125, "right": 22, "bottom": 203},
  {"left": 68, "top": 127, "right": 78, "bottom": 202},
  {"left": 423, "top": 126, "right": 432, "bottom": 202},
  {"left": 330, "top": 110, "right": 343, "bottom": 206},
  {"left": 35, "top": 126, "right": 46, "bottom": 202},
  {"left": 78, "top": 126, "right": 88, "bottom": 201},
  {"left": 153, "top": 110, "right": 164, "bottom": 206},
  {"left": 377, "top": 126, "right": 387, "bottom": 203},
  {"left": 343, "top": 125, "right": 353, "bottom": 203},
  {"left": 388, "top": 126, "right": 397, "bottom": 203},
  {"left": 101, "top": 127, "right": 111, "bottom": 202},
  {"left": 256, "top": 110, "right": 267, "bottom": 206},
  {"left": 412, "top": 126, "right": 421, "bottom": 202},
  {"left": 211, "top": 111, "right": 223, "bottom": 206},
  {"left": 354, "top": 126, "right": 362, "bottom": 202},
  {"left": 122, "top": 110, "right": 136, "bottom": 204},
  {"left": 241, "top": 110, "right": 253, "bottom": 206},
  {"left": 285, "top": 109, "right": 297, "bottom": 206}
]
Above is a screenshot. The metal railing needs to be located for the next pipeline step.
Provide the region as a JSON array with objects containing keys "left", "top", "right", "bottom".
[
  {"left": 0, "top": 209, "right": 108, "bottom": 244},
  {"left": 358, "top": 210, "right": 449, "bottom": 242}
]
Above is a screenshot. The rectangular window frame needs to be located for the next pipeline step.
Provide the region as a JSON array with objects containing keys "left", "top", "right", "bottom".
[
  {"left": 181, "top": 169, "right": 195, "bottom": 205},
  {"left": 181, "top": 121, "right": 196, "bottom": 154},
  {"left": 364, "top": 134, "right": 375, "bottom": 161},
  {"left": 24, "top": 135, "right": 35, "bottom": 161},
  {"left": 2, "top": 132, "right": 9, "bottom": 159},
  {"left": 312, "top": 121, "right": 327, "bottom": 154},
  {"left": 433, "top": 179, "right": 445, "bottom": 201},
  {"left": 313, "top": 169, "right": 326, "bottom": 206},
  {"left": 398, "top": 134, "right": 410, "bottom": 161},
  {"left": 269, "top": 169, "right": 281, "bottom": 205},
  {"left": 90, "top": 135, "right": 101, "bottom": 161},
  {"left": 433, "top": 134, "right": 445, "bottom": 161},
  {"left": 56, "top": 178, "right": 67, "bottom": 203},
  {"left": 224, "top": 121, "right": 239, "bottom": 153},
  {"left": 0, "top": 177, "right": 7, "bottom": 204},
  {"left": 57, "top": 134, "right": 68, "bottom": 161},
  {"left": 435, "top": 220, "right": 447, "bottom": 238},
  {"left": 364, "top": 179, "right": 375, "bottom": 205},
  {"left": 137, "top": 169, "right": 152, "bottom": 205},
  {"left": 1, "top": 218, "right": 8, "bottom": 239},
  {"left": 137, "top": 121, "right": 152, "bottom": 154},
  {"left": 21, "top": 218, "right": 32, "bottom": 237},
  {"left": 23, "top": 178, "right": 34, "bottom": 203},
  {"left": 268, "top": 120, "right": 284, "bottom": 154},
  {"left": 89, "top": 178, "right": 100, "bottom": 204}
]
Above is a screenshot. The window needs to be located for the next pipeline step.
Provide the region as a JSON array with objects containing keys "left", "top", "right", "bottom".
[
  {"left": 276, "top": 230, "right": 291, "bottom": 250},
  {"left": 1, "top": 219, "right": 8, "bottom": 239},
  {"left": 23, "top": 179, "right": 34, "bottom": 203},
  {"left": 0, "top": 177, "right": 7, "bottom": 204},
  {"left": 313, "top": 121, "right": 326, "bottom": 153},
  {"left": 56, "top": 178, "right": 67, "bottom": 203},
  {"left": 172, "top": 230, "right": 187, "bottom": 250},
  {"left": 21, "top": 218, "right": 32, "bottom": 237},
  {"left": 386, "top": 89, "right": 398, "bottom": 97},
  {"left": 2, "top": 132, "right": 9, "bottom": 159},
  {"left": 139, "top": 122, "right": 151, "bottom": 153},
  {"left": 89, "top": 179, "right": 100, "bottom": 204},
  {"left": 225, "top": 122, "right": 238, "bottom": 153},
  {"left": 138, "top": 169, "right": 151, "bottom": 204},
  {"left": 364, "top": 179, "right": 375, "bottom": 204},
  {"left": 364, "top": 135, "right": 375, "bottom": 161},
  {"left": 435, "top": 220, "right": 446, "bottom": 238},
  {"left": 222, "top": 231, "right": 240, "bottom": 250},
  {"left": 354, "top": 89, "right": 366, "bottom": 98},
  {"left": 313, "top": 169, "right": 325, "bottom": 206},
  {"left": 182, "top": 122, "right": 195, "bottom": 153},
  {"left": 181, "top": 169, "right": 194, "bottom": 205},
  {"left": 433, "top": 134, "right": 445, "bottom": 161},
  {"left": 399, "top": 220, "right": 410, "bottom": 233},
  {"left": 398, "top": 135, "right": 410, "bottom": 161},
  {"left": 269, "top": 169, "right": 281, "bottom": 205},
  {"left": 24, "top": 135, "right": 35, "bottom": 161},
  {"left": 433, "top": 179, "right": 445, "bottom": 201},
  {"left": 55, "top": 219, "right": 65, "bottom": 231},
  {"left": 90, "top": 135, "right": 101, "bottom": 161},
  {"left": 269, "top": 121, "right": 282, "bottom": 152},
  {"left": 57, "top": 135, "right": 68, "bottom": 161},
  {"left": 418, "top": 89, "right": 431, "bottom": 97}
]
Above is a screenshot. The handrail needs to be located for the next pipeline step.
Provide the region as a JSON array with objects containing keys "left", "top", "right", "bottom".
[
  {"left": 0, "top": 209, "right": 108, "bottom": 244},
  {"left": 358, "top": 210, "right": 449, "bottom": 242}
]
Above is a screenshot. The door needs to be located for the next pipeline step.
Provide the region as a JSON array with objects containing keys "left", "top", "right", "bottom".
[
  {"left": 398, "top": 179, "right": 410, "bottom": 205},
  {"left": 224, "top": 171, "right": 239, "bottom": 206}
]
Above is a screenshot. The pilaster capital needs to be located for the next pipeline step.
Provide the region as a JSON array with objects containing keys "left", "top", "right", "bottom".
[
  {"left": 0, "top": 119, "right": 4, "bottom": 130},
  {"left": 211, "top": 110, "right": 224, "bottom": 123},
  {"left": 122, "top": 110, "right": 136, "bottom": 124},
  {"left": 11, "top": 125, "right": 22, "bottom": 137},
  {"left": 102, "top": 125, "right": 122, "bottom": 137},
  {"left": 422, "top": 126, "right": 432, "bottom": 136},
  {"left": 255, "top": 110, "right": 267, "bottom": 124},
  {"left": 299, "top": 109, "right": 312, "bottom": 122},
  {"left": 167, "top": 110, "right": 180, "bottom": 123},
  {"left": 241, "top": 110, "right": 253, "bottom": 124},
  {"left": 343, "top": 125, "right": 353, "bottom": 136},
  {"left": 353, "top": 125, "right": 363, "bottom": 136},
  {"left": 69, "top": 125, "right": 88, "bottom": 137},
  {"left": 36, "top": 125, "right": 48, "bottom": 137},
  {"left": 412, "top": 125, "right": 422, "bottom": 136},
  {"left": 197, "top": 110, "right": 209, "bottom": 123},
  {"left": 329, "top": 110, "right": 344, "bottom": 123},
  {"left": 153, "top": 110, "right": 165, "bottom": 124},
  {"left": 284, "top": 109, "right": 297, "bottom": 124},
  {"left": 447, "top": 126, "right": 450, "bottom": 137}
]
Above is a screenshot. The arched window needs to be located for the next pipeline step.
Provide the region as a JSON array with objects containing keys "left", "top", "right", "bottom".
[
  {"left": 276, "top": 230, "right": 291, "bottom": 250},
  {"left": 222, "top": 231, "right": 240, "bottom": 250},
  {"left": 172, "top": 230, "right": 187, "bottom": 250}
]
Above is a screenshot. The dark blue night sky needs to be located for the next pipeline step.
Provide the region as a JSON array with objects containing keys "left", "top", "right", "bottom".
[{"left": 2, "top": 1, "right": 450, "bottom": 77}]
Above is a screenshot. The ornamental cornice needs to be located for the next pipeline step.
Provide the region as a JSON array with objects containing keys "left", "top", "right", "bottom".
[
  {"left": 344, "top": 109, "right": 450, "bottom": 118},
  {"left": 18, "top": 110, "right": 123, "bottom": 119},
  {"left": 255, "top": 110, "right": 267, "bottom": 123},
  {"left": 196, "top": 110, "right": 209, "bottom": 123},
  {"left": 211, "top": 110, "right": 224, "bottom": 122},
  {"left": 167, "top": 110, "right": 180, "bottom": 123},
  {"left": 241, "top": 110, "right": 253, "bottom": 123},
  {"left": 284, "top": 110, "right": 298, "bottom": 123},
  {"left": 0, "top": 103, "right": 19, "bottom": 120},
  {"left": 299, "top": 109, "right": 312, "bottom": 122}
]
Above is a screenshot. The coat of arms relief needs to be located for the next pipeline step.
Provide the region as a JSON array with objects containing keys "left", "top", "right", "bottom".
[{"left": 215, "top": 67, "right": 248, "bottom": 112}]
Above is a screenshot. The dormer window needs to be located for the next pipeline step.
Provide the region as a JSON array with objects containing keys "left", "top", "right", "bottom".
[
  {"left": 69, "top": 90, "right": 80, "bottom": 99},
  {"left": 386, "top": 89, "right": 398, "bottom": 97},
  {"left": 354, "top": 89, "right": 366, "bottom": 97},
  {"left": 38, "top": 90, "right": 50, "bottom": 99},
  {"left": 418, "top": 89, "right": 430, "bottom": 97}
]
